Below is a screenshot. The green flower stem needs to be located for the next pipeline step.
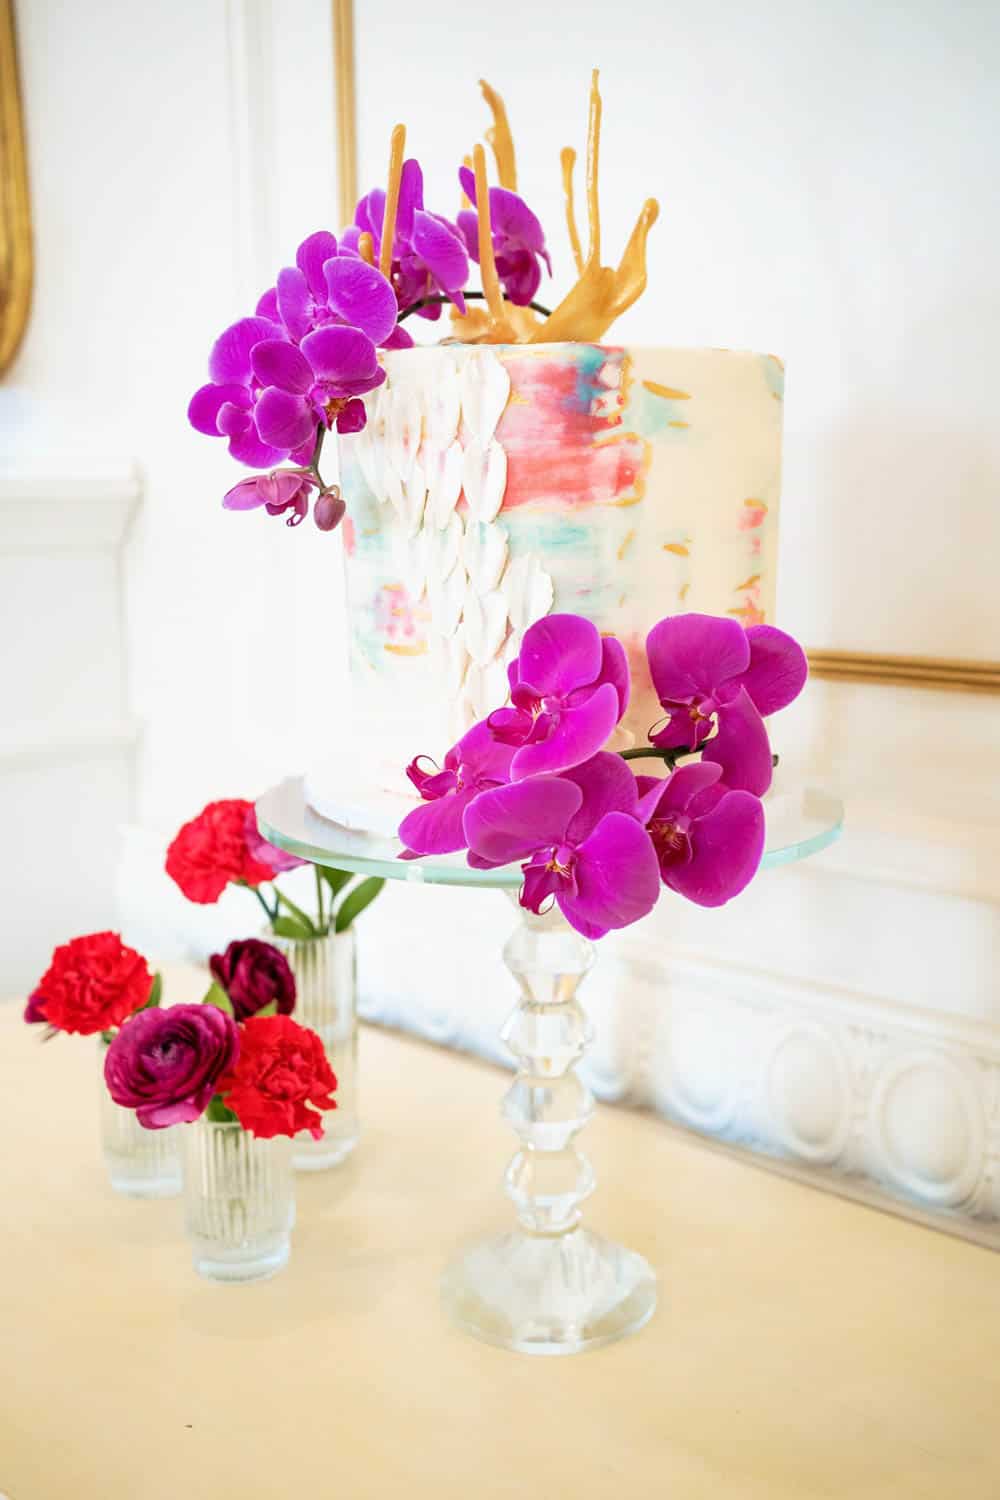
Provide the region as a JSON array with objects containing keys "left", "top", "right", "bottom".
[
  {"left": 249, "top": 885, "right": 278, "bottom": 925},
  {"left": 314, "top": 864, "right": 327, "bottom": 936},
  {"left": 618, "top": 745, "right": 697, "bottom": 768},
  {"left": 274, "top": 886, "right": 318, "bottom": 936}
]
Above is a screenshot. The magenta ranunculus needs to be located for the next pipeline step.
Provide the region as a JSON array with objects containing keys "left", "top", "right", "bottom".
[
  {"left": 489, "top": 614, "right": 629, "bottom": 781},
  {"left": 457, "top": 167, "right": 551, "bottom": 306},
  {"left": 636, "top": 761, "right": 765, "bottom": 907},
  {"left": 222, "top": 469, "right": 319, "bottom": 528},
  {"left": 399, "top": 720, "right": 515, "bottom": 856},
  {"left": 464, "top": 752, "right": 660, "bottom": 940},
  {"left": 209, "top": 939, "right": 296, "bottom": 1023},
  {"left": 645, "top": 614, "right": 808, "bottom": 797},
  {"left": 104, "top": 1004, "right": 240, "bottom": 1129},
  {"left": 344, "top": 159, "right": 470, "bottom": 321},
  {"left": 188, "top": 315, "right": 294, "bottom": 470}
]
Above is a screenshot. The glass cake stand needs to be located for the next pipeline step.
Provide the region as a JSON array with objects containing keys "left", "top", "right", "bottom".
[{"left": 257, "top": 778, "right": 843, "bottom": 1356}]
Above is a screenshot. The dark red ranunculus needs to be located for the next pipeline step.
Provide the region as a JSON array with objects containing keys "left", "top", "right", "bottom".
[
  {"left": 209, "top": 939, "right": 296, "bottom": 1022},
  {"left": 104, "top": 1003, "right": 240, "bottom": 1128},
  {"left": 165, "top": 798, "right": 277, "bottom": 904},
  {"left": 31, "top": 932, "right": 153, "bottom": 1035},
  {"left": 219, "top": 1014, "right": 337, "bottom": 1140}
]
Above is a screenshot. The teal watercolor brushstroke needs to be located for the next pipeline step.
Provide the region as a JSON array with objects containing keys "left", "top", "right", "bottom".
[
  {"left": 570, "top": 343, "right": 610, "bottom": 411},
  {"left": 760, "top": 354, "right": 785, "bottom": 402}
]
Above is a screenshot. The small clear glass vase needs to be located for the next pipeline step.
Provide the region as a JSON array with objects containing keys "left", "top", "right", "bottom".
[
  {"left": 182, "top": 1119, "right": 294, "bottom": 1283},
  {"left": 98, "top": 1041, "right": 181, "bottom": 1198},
  {"left": 271, "top": 927, "right": 359, "bottom": 1171}
]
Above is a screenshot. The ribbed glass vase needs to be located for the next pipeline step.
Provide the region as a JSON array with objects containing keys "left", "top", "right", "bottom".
[
  {"left": 98, "top": 1041, "right": 181, "bottom": 1198},
  {"left": 182, "top": 1119, "right": 294, "bottom": 1283},
  {"left": 271, "top": 928, "right": 359, "bottom": 1171}
]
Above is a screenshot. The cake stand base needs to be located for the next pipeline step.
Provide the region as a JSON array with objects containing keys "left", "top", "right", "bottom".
[{"left": 441, "top": 1228, "right": 657, "bottom": 1355}]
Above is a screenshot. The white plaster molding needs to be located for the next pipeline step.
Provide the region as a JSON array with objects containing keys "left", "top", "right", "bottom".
[
  {"left": 0, "top": 719, "right": 142, "bottom": 771},
  {"left": 0, "top": 463, "right": 141, "bottom": 552}
]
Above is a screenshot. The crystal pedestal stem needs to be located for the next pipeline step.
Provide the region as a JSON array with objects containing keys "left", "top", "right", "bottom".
[{"left": 440, "top": 901, "right": 657, "bottom": 1355}]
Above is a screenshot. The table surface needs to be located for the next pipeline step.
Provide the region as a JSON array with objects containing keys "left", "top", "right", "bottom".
[{"left": 2, "top": 974, "right": 999, "bottom": 1500}]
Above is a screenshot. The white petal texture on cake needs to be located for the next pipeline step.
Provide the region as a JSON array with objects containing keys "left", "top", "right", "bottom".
[
  {"left": 459, "top": 348, "right": 511, "bottom": 446},
  {"left": 426, "top": 440, "right": 464, "bottom": 529},
  {"left": 461, "top": 439, "right": 507, "bottom": 524},
  {"left": 463, "top": 520, "right": 509, "bottom": 593},
  {"left": 462, "top": 588, "right": 509, "bottom": 668}
]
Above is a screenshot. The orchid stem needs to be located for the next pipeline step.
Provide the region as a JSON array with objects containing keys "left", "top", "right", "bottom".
[
  {"left": 397, "top": 290, "right": 553, "bottom": 324},
  {"left": 619, "top": 746, "right": 781, "bottom": 770},
  {"left": 314, "top": 864, "right": 326, "bottom": 936}
]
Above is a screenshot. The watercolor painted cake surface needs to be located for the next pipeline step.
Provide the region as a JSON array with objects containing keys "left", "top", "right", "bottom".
[{"left": 305, "top": 340, "right": 783, "bottom": 831}]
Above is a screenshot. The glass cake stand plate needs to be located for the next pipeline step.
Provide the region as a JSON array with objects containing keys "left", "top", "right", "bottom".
[
  {"left": 258, "top": 778, "right": 843, "bottom": 1356},
  {"left": 257, "top": 779, "right": 843, "bottom": 886}
]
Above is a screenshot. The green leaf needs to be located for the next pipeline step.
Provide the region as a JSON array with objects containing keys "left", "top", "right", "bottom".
[
  {"left": 320, "top": 866, "right": 353, "bottom": 901},
  {"left": 335, "top": 876, "right": 385, "bottom": 933},
  {"left": 143, "top": 972, "right": 163, "bottom": 1010},
  {"left": 256, "top": 1001, "right": 278, "bottom": 1018},
  {"left": 274, "top": 887, "right": 318, "bottom": 937},
  {"left": 204, "top": 1094, "right": 239, "bottom": 1125},
  {"left": 201, "top": 981, "right": 234, "bottom": 1016},
  {"left": 272, "top": 914, "right": 314, "bottom": 941}
]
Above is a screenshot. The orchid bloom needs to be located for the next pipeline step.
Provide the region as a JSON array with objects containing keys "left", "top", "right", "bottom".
[
  {"left": 399, "top": 721, "right": 514, "bottom": 856},
  {"left": 188, "top": 315, "right": 292, "bottom": 469},
  {"left": 464, "top": 753, "right": 660, "bottom": 940},
  {"left": 489, "top": 615, "right": 629, "bottom": 781},
  {"left": 251, "top": 326, "right": 387, "bottom": 451},
  {"left": 344, "top": 160, "right": 470, "bottom": 320},
  {"left": 636, "top": 762, "right": 765, "bottom": 907},
  {"left": 274, "top": 232, "right": 398, "bottom": 348},
  {"left": 457, "top": 167, "right": 552, "bottom": 306},
  {"left": 222, "top": 470, "right": 319, "bottom": 528},
  {"left": 645, "top": 614, "right": 808, "bottom": 796}
]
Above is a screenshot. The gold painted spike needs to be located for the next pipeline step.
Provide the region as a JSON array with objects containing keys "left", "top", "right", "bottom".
[
  {"left": 357, "top": 231, "right": 375, "bottom": 266},
  {"left": 531, "top": 72, "right": 659, "bottom": 344},
  {"left": 643, "top": 380, "right": 690, "bottom": 401},
  {"left": 379, "top": 124, "right": 406, "bottom": 279},
  {"left": 479, "top": 80, "right": 517, "bottom": 190},
  {"left": 470, "top": 145, "right": 516, "bottom": 343},
  {"left": 0, "top": 0, "right": 32, "bottom": 375},
  {"left": 560, "top": 147, "right": 584, "bottom": 276}
]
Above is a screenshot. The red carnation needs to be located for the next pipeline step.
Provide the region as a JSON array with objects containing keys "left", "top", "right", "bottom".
[
  {"left": 32, "top": 931, "right": 153, "bottom": 1035},
  {"left": 165, "top": 798, "right": 277, "bottom": 904},
  {"left": 219, "top": 1015, "right": 337, "bottom": 1140}
]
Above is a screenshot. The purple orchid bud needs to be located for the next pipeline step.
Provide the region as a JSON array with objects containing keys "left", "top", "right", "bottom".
[
  {"left": 463, "top": 753, "right": 660, "bottom": 940},
  {"left": 489, "top": 616, "right": 628, "bottom": 781},
  {"left": 645, "top": 614, "right": 807, "bottom": 796},
  {"left": 635, "top": 761, "right": 765, "bottom": 908},
  {"left": 313, "top": 489, "right": 347, "bottom": 532},
  {"left": 457, "top": 166, "right": 552, "bottom": 306}
]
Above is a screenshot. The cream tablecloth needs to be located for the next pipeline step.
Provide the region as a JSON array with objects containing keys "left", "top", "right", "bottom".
[{"left": 1, "top": 975, "right": 998, "bottom": 1500}]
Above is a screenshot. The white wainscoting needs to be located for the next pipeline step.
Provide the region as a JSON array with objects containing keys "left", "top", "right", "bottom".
[{"left": 0, "top": 464, "right": 142, "bottom": 997}]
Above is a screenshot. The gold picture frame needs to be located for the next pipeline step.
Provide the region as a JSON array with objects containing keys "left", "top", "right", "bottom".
[
  {"left": 330, "top": 1, "right": 998, "bottom": 694},
  {"left": 0, "top": 0, "right": 32, "bottom": 376}
]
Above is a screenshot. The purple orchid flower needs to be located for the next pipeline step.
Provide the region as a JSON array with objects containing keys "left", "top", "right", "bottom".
[
  {"left": 251, "top": 326, "right": 386, "bottom": 451},
  {"left": 275, "top": 230, "right": 398, "bottom": 347},
  {"left": 457, "top": 167, "right": 552, "bottom": 306},
  {"left": 635, "top": 762, "right": 765, "bottom": 908},
  {"left": 344, "top": 160, "right": 469, "bottom": 320},
  {"left": 645, "top": 614, "right": 808, "bottom": 797},
  {"left": 188, "top": 315, "right": 292, "bottom": 469},
  {"left": 464, "top": 752, "right": 660, "bottom": 939},
  {"left": 399, "top": 720, "right": 515, "bottom": 856},
  {"left": 222, "top": 469, "right": 319, "bottom": 527},
  {"left": 488, "top": 615, "right": 629, "bottom": 781}
]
